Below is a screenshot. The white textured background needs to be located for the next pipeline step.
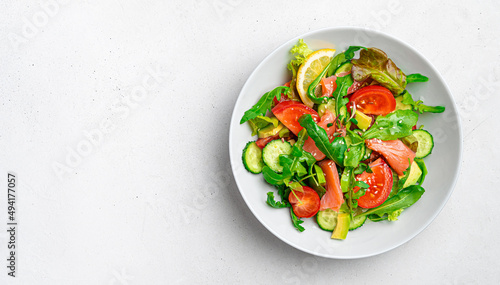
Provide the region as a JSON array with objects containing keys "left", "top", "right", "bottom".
[{"left": 0, "top": 0, "right": 498, "bottom": 284}]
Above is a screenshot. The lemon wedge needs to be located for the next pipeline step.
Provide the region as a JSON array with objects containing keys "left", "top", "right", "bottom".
[{"left": 296, "top": 49, "right": 336, "bottom": 108}]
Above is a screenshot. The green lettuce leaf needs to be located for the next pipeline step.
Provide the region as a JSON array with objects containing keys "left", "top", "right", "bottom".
[
  {"left": 363, "top": 110, "right": 418, "bottom": 140},
  {"left": 352, "top": 47, "right": 407, "bottom": 94},
  {"left": 287, "top": 39, "right": 313, "bottom": 74}
]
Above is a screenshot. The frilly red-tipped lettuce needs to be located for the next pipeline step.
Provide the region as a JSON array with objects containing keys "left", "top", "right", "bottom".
[{"left": 352, "top": 47, "right": 407, "bottom": 95}]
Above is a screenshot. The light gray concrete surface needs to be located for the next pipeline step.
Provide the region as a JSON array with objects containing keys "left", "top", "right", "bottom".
[{"left": 0, "top": 0, "right": 498, "bottom": 284}]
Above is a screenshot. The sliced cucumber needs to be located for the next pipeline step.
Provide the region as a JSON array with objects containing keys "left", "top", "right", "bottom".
[
  {"left": 316, "top": 209, "right": 338, "bottom": 231},
  {"left": 412, "top": 130, "right": 434, "bottom": 158},
  {"left": 262, "top": 140, "right": 292, "bottom": 173},
  {"left": 349, "top": 215, "right": 367, "bottom": 231},
  {"left": 242, "top": 142, "right": 264, "bottom": 174}
]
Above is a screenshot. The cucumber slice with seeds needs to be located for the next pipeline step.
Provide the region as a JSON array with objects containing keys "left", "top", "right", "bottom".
[
  {"left": 317, "top": 209, "right": 338, "bottom": 231},
  {"left": 262, "top": 140, "right": 292, "bottom": 173},
  {"left": 242, "top": 142, "right": 264, "bottom": 174},
  {"left": 349, "top": 215, "right": 367, "bottom": 231},
  {"left": 412, "top": 130, "right": 434, "bottom": 158}
]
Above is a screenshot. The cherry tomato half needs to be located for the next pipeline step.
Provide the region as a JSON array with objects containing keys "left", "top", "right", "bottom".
[
  {"left": 354, "top": 158, "right": 393, "bottom": 209},
  {"left": 348, "top": 85, "right": 396, "bottom": 115},
  {"left": 272, "top": 101, "right": 320, "bottom": 135},
  {"left": 288, "top": 186, "right": 321, "bottom": 218}
]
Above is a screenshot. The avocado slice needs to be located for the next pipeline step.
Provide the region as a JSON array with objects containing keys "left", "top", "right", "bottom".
[
  {"left": 395, "top": 95, "right": 412, "bottom": 111},
  {"left": 257, "top": 123, "right": 284, "bottom": 139},
  {"left": 331, "top": 212, "right": 351, "bottom": 240},
  {"left": 400, "top": 161, "right": 422, "bottom": 188},
  {"left": 354, "top": 110, "right": 372, "bottom": 131}
]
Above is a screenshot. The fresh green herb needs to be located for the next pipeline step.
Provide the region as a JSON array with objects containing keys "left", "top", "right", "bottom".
[
  {"left": 406, "top": 73, "right": 429, "bottom": 83},
  {"left": 352, "top": 47, "right": 407, "bottom": 94},
  {"left": 363, "top": 110, "right": 418, "bottom": 140},
  {"left": 357, "top": 185, "right": 425, "bottom": 218},
  {"left": 401, "top": 91, "right": 445, "bottom": 114},
  {"left": 290, "top": 208, "right": 305, "bottom": 232},
  {"left": 240, "top": 86, "right": 289, "bottom": 124},
  {"left": 266, "top": 192, "right": 290, "bottom": 208}
]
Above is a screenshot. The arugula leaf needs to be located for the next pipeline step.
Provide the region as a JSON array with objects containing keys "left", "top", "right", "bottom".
[
  {"left": 262, "top": 166, "right": 290, "bottom": 185},
  {"left": 354, "top": 163, "right": 372, "bottom": 175},
  {"left": 402, "top": 91, "right": 445, "bottom": 114},
  {"left": 290, "top": 208, "right": 305, "bottom": 232},
  {"left": 266, "top": 192, "right": 290, "bottom": 208},
  {"left": 367, "top": 214, "right": 388, "bottom": 222},
  {"left": 332, "top": 75, "right": 352, "bottom": 122},
  {"left": 240, "top": 86, "right": 289, "bottom": 124},
  {"left": 248, "top": 116, "right": 279, "bottom": 136},
  {"left": 299, "top": 114, "right": 347, "bottom": 166},
  {"left": 279, "top": 129, "right": 315, "bottom": 178},
  {"left": 363, "top": 110, "right": 418, "bottom": 140},
  {"left": 406, "top": 73, "right": 429, "bottom": 83},
  {"left": 354, "top": 181, "right": 370, "bottom": 189},
  {"left": 352, "top": 47, "right": 407, "bottom": 94},
  {"left": 287, "top": 39, "right": 313, "bottom": 74},
  {"left": 326, "top": 46, "right": 365, "bottom": 77},
  {"left": 357, "top": 185, "right": 425, "bottom": 218},
  {"left": 344, "top": 131, "right": 366, "bottom": 168}
]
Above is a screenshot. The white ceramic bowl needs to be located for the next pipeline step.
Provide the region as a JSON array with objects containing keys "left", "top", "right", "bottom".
[{"left": 228, "top": 27, "right": 462, "bottom": 259}]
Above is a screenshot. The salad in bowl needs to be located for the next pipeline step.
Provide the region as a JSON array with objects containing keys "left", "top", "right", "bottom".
[{"left": 239, "top": 39, "right": 445, "bottom": 241}]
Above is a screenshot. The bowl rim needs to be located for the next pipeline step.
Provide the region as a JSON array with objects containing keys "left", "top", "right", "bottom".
[{"left": 228, "top": 26, "right": 463, "bottom": 259}]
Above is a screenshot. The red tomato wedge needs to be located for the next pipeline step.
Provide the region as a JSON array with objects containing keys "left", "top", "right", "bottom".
[
  {"left": 348, "top": 85, "right": 396, "bottom": 115},
  {"left": 272, "top": 101, "right": 320, "bottom": 135},
  {"left": 318, "top": 160, "right": 344, "bottom": 212},
  {"left": 320, "top": 76, "right": 337, "bottom": 98},
  {"left": 273, "top": 81, "right": 292, "bottom": 105},
  {"left": 366, "top": 139, "right": 416, "bottom": 176},
  {"left": 354, "top": 158, "right": 393, "bottom": 208},
  {"left": 288, "top": 186, "right": 320, "bottom": 218},
  {"left": 303, "top": 110, "right": 336, "bottom": 161}
]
